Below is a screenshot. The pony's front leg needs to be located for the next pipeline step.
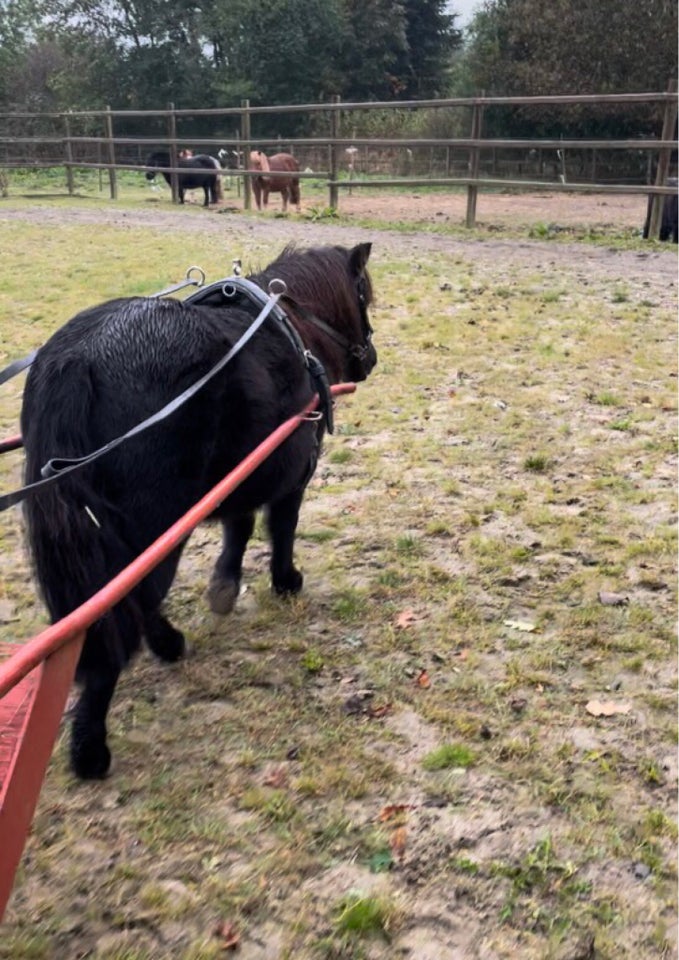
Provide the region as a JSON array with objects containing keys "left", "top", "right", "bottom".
[
  {"left": 70, "top": 654, "right": 120, "bottom": 779},
  {"left": 202, "top": 185, "right": 210, "bottom": 207},
  {"left": 207, "top": 512, "right": 256, "bottom": 614},
  {"left": 268, "top": 488, "right": 305, "bottom": 596},
  {"left": 281, "top": 189, "right": 289, "bottom": 213}
]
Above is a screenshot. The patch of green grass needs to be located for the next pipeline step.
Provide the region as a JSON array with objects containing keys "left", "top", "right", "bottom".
[
  {"left": 523, "top": 453, "right": 551, "bottom": 472},
  {"left": 301, "top": 648, "right": 325, "bottom": 673},
  {"left": 331, "top": 588, "right": 368, "bottom": 621},
  {"left": 328, "top": 448, "right": 352, "bottom": 465},
  {"left": 334, "top": 892, "right": 398, "bottom": 939},
  {"left": 422, "top": 743, "right": 475, "bottom": 770}
]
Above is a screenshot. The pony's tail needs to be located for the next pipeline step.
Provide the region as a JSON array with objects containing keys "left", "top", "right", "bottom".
[
  {"left": 22, "top": 374, "right": 144, "bottom": 670},
  {"left": 207, "top": 156, "right": 224, "bottom": 201}
]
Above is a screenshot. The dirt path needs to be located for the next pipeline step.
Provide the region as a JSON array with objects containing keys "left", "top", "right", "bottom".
[{"left": 0, "top": 198, "right": 673, "bottom": 292}]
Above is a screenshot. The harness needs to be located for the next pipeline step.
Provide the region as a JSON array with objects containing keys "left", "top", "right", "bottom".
[
  {"left": 185, "top": 275, "right": 335, "bottom": 435},
  {"left": 0, "top": 266, "right": 360, "bottom": 512}
]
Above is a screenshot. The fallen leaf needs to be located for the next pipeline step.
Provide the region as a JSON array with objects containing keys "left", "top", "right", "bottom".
[
  {"left": 213, "top": 921, "right": 240, "bottom": 950},
  {"left": 367, "top": 702, "right": 393, "bottom": 719},
  {"left": 454, "top": 648, "right": 470, "bottom": 661},
  {"left": 378, "top": 803, "right": 417, "bottom": 822},
  {"left": 390, "top": 826, "right": 408, "bottom": 862},
  {"left": 598, "top": 591, "right": 629, "bottom": 606},
  {"left": 263, "top": 766, "right": 288, "bottom": 788},
  {"left": 415, "top": 669, "right": 431, "bottom": 688},
  {"left": 510, "top": 698, "right": 527, "bottom": 713},
  {"left": 396, "top": 608, "right": 418, "bottom": 629},
  {"left": 585, "top": 700, "right": 632, "bottom": 717},
  {"left": 503, "top": 619, "right": 536, "bottom": 632}
]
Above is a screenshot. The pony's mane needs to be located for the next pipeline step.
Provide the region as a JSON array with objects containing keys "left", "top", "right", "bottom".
[{"left": 251, "top": 245, "right": 372, "bottom": 378}]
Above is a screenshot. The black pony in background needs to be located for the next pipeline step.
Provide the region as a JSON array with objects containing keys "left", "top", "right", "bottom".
[
  {"left": 642, "top": 177, "right": 678, "bottom": 243},
  {"left": 145, "top": 150, "right": 222, "bottom": 206},
  {"left": 21, "top": 242, "right": 376, "bottom": 779}
]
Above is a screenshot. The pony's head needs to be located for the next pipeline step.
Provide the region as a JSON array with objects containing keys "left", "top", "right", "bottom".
[
  {"left": 256, "top": 242, "right": 376, "bottom": 384},
  {"left": 249, "top": 150, "right": 270, "bottom": 173},
  {"left": 145, "top": 151, "right": 167, "bottom": 181}
]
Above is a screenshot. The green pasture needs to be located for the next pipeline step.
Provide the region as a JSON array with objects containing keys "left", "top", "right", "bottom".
[{"left": 0, "top": 199, "right": 676, "bottom": 959}]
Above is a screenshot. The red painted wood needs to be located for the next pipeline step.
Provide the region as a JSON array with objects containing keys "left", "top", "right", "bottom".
[{"left": 0, "top": 635, "right": 84, "bottom": 919}]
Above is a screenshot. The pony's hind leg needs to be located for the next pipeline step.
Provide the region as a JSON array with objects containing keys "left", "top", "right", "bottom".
[
  {"left": 268, "top": 488, "right": 305, "bottom": 596},
  {"left": 70, "top": 636, "right": 121, "bottom": 779},
  {"left": 145, "top": 609, "right": 186, "bottom": 661},
  {"left": 207, "top": 512, "right": 255, "bottom": 614},
  {"left": 141, "top": 556, "right": 186, "bottom": 659}
]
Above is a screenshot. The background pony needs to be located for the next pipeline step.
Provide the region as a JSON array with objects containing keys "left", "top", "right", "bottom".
[
  {"left": 249, "top": 150, "right": 301, "bottom": 212},
  {"left": 145, "top": 150, "right": 223, "bottom": 206},
  {"left": 21, "top": 242, "right": 375, "bottom": 779}
]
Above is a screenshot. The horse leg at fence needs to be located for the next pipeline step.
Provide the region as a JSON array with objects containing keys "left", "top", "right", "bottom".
[
  {"left": 252, "top": 178, "right": 263, "bottom": 210},
  {"left": 207, "top": 512, "right": 256, "bottom": 614},
  {"left": 268, "top": 487, "right": 306, "bottom": 596},
  {"left": 281, "top": 186, "right": 289, "bottom": 213},
  {"left": 290, "top": 178, "right": 301, "bottom": 213}
]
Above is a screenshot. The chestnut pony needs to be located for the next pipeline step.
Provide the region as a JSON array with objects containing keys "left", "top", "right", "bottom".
[{"left": 249, "top": 150, "right": 301, "bottom": 212}]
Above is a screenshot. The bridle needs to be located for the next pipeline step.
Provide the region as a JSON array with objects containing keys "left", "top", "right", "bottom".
[{"left": 286, "top": 273, "right": 374, "bottom": 378}]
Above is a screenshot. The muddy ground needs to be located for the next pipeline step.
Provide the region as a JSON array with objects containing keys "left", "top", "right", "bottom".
[{"left": 0, "top": 191, "right": 677, "bottom": 960}]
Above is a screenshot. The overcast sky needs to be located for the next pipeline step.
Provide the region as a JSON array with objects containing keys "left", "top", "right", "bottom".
[{"left": 448, "top": 0, "right": 482, "bottom": 29}]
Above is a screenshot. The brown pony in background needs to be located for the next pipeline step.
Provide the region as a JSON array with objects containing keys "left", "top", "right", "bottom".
[{"left": 249, "top": 150, "right": 301, "bottom": 213}]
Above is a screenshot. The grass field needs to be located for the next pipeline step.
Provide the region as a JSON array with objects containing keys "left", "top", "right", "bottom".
[{"left": 0, "top": 193, "right": 676, "bottom": 959}]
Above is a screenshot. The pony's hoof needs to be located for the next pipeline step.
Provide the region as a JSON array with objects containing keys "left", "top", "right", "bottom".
[
  {"left": 207, "top": 576, "right": 240, "bottom": 615},
  {"left": 71, "top": 739, "right": 111, "bottom": 780},
  {"left": 273, "top": 569, "right": 304, "bottom": 596},
  {"left": 146, "top": 618, "right": 186, "bottom": 662}
]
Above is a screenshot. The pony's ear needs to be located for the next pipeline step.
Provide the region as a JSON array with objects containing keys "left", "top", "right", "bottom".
[{"left": 348, "top": 242, "right": 372, "bottom": 275}]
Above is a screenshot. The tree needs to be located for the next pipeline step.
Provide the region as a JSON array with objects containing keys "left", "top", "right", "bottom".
[
  {"left": 395, "top": 0, "right": 462, "bottom": 99},
  {"left": 461, "top": 0, "right": 678, "bottom": 135},
  {"left": 208, "top": 0, "right": 346, "bottom": 108}
]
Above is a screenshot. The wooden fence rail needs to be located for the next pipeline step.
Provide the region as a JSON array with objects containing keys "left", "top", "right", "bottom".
[{"left": 0, "top": 88, "right": 676, "bottom": 234}]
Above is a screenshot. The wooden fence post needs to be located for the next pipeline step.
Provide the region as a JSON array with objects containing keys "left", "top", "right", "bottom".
[
  {"left": 329, "top": 94, "right": 340, "bottom": 210},
  {"left": 166, "top": 102, "right": 178, "bottom": 203},
  {"left": 465, "top": 94, "right": 484, "bottom": 228},
  {"left": 241, "top": 100, "right": 251, "bottom": 210},
  {"left": 647, "top": 78, "right": 678, "bottom": 240},
  {"left": 62, "top": 114, "right": 74, "bottom": 196},
  {"left": 104, "top": 107, "right": 117, "bottom": 200}
]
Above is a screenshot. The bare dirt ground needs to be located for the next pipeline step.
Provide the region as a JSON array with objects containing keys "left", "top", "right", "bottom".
[
  {"left": 0, "top": 191, "right": 677, "bottom": 960},
  {"left": 307, "top": 188, "right": 648, "bottom": 230}
]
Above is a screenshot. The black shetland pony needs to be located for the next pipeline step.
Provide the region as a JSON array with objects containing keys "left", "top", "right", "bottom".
[
  {"left": 145, "top": 150, "right": 222, "bottom": 206},
  {"left": 21, "top": 243, "right": 376, "bottom": 779},
  {"left": 642, "top": 178, "right": 678, "bottom": 243}
]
